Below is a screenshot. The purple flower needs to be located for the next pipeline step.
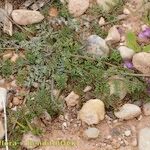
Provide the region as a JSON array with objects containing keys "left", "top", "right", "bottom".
[
  {"left": 123, "top": 60, "right": 134, "bottom": 69},
  {"left": 138, "top": 28, "right": 150, "bottom": 39}
]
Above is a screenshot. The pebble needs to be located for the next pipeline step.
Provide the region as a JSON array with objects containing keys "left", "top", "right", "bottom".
[
  {"left": 139, "top": 128, "right": 150, "bottom": 150},
  {"left": 64, "top": 113, "right": 70, "bottom": 121},
  {"left": 12, "top": 97, "right": 20, "bottom": 106},
  {"left": 10, "top": 80, "right": 17, "bottom": 87},
  {"left": 21, "top": 132, "right": 41, "bottom": 149},
  {"left": 105, "top": 26, "right": 121, "bottom": 44},
  {"left": 118, "top": 46, "right": 135, "bottom": 60},
  {"left": 132, "top": 52, "right": 150, "bottom": 75},
  {"left": 86, "top": 35, "right": 110, "bottom": 57},
  {"left": 68, "top": 0, "right": 89, "bottom": 17},
  {"left": 59, "top": 115, "right": 64, "bottom": 121},
  {"left": 99, "top": 17, "right": 105, "bottom": 26},
  {"left": 62, "top": 122, "right": 68, "bottom": 130},
  {"left": 79, "top": 99, "right": 105, "bottom": 125},
  {"left": 114, "top": 104, "right": 141, "bottom": 120},
  {"left": 106, "top": 135, "right": 112, "bottom": 139},
  {"left": 84, "top": 127, "right": 100, "bottom": 139},
  {"left": 49, "top": 7, "right": 58, "bottom": 17},
  {"left": 143, "top": 102, "right": 150, "bottom": 116},
  {"left": 0, "top": 120, "right": 4, "bottom": 140},
  {"left": 83, "top": 86, "right": 92, "bottom": 93},
  {"left": 12, "top": 9, "right": 44, "bottom": 25},
  {"left": 112, "top": 139, "right": 121, "bottom": 149},
  {"left": 124, "top": 130, "right": 131, "bottom": 137},
  {"left": 65, "top": 91, "right": 80, "bottom": 107},
  {"left": 123, "top": 8, "right": 130, "bottom": 15}
]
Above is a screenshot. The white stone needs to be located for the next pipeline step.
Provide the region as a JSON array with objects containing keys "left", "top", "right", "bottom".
[
  {"left": 12, "top": 97, "right": 20, "bottom": 106},
  {"left": 105, "top": 26, "right": 121, "bottom": 44},
  {"left": 11, "top": 9, "right": 44, "bottom": 25},
  {"left": 86, "top": 35, "right": 109, "bottom": 57},
  {"left": 132, "top": 52, "right": 150, "bottom": 75},
  {"left": 118, "top": 46, "right": 135, "bottom": 60},
  {"left": 114, "top": 104, "right": 141, "bottom": 120},
  {"left": 68, "top": 0, "right": 89, "bottom": 17},
  {"left": 96, "top": 0, "right": 119, "bottom": 12},
  {"left": 62, "top": 122, "right": 67, "bottom": 129},
  {"left": 65, "top": 91, "right": 79, "bottom": 107},
  {"left": 0, "top": 120, "right": 4, "bottom": 140},
  {"left": 79, "top": 99, "right": 105, "bottom": 125},
  {"left": 0, "top": 87, "right": 7, "bottom": 111},
  {"left": 139, "top": 128, "right": 150, "bottom": 150},
  {"left": 124, "top": 130, "right": 131, "bottom": 137},
  {"left": 21, "top": 132, "right": 41, "bottom": 149},
  {"left": 108, "top": 76, "right": 127, "bottom": 100},
  {"left": 84, "top": 127, "right": 100, "bottom": 139},
  {"left": 83, "top": 86, "right": 92, "bottom": 92},
  {"left": 99, "top": 17, "right": 105, "bottom": 26},
  {"left": 143, "top": 103, "right": 150, "bottom": 116},
  {"left": 123, "top": 8, "right": 130, "bottom": 15}
]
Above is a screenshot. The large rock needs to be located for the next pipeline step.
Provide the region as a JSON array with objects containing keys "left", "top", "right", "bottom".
[
  {"left": 96, "top": 0, "right": 119, "bottom": 12},
  {"left": 132, "top": 52, "right": 150, "bottom": 75},
  {"left": 84, "top": 127, "right": 100, "bottom": 139},
  {"left": 11, "top": 9, "right": 44, "bottom": 25},
  {"left": 114, "top": 104, "right": 141, "bottom": 120},
  {"left": 139, "top": 128, "right": 150, "bottom": 150},
  {"left": 108, "top": 76, "right": 127, "bottom": 100},
  {"left": 86, "top": 35, "right": 109, "bottom": 57},
  {"left": 118, "top": 46, "right": 135, "bottom": 60},
  {"left": 65, "top": 91, "right": 80, "bottom": 107},
  {"left": 79, "top": 99, "right": 105, "bottom": 125},
  {"left": 68, "top": 0, "right": 89, "bottom": 17},
  {"left": 143, "top": 103, "right": 150, "bottom": 116}
]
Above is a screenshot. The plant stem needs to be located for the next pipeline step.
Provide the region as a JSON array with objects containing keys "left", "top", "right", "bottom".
[
  {"left": 70, "top": 54, "right": 117, "bottom": 67},
  {"left": 121, "top": 72, "right": 150, "bottom": 77},
  {"left": 71, "top": 54, "right": 150, "bottom": 77}
]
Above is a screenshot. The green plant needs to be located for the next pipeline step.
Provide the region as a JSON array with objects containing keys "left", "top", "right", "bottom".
[
  {"left": 0, "top": 1, "right": 149, "bottom": 149},
  {"left": 143, "top": 44, "right": 150, "bottom": 52},
  {"left": 0, "top": 60, "right": 13, "bottom": 77},
  {"left": 26, "top": 88, "right": 63, "bottom": 117},
  {"left": 126, "top": 31, "right": 141, "bottom": 52}
]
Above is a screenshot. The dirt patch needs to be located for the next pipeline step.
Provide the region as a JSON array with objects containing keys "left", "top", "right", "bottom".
[{"left": 0, "top": 0, "right": 26, "bottom": 8}]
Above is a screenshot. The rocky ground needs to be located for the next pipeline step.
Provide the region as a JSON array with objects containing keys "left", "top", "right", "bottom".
[{"left": 0, "top": 0, "right": 150, "bottom": 150}]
